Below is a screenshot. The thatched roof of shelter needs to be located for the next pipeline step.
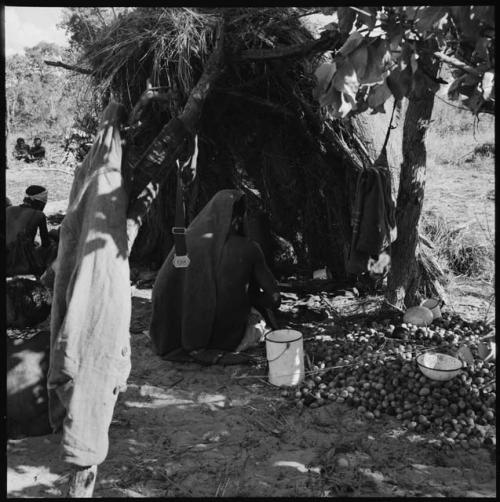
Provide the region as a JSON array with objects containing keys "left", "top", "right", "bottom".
[{"left": 79, "top": 7, "right": 372, "bottom": 277}]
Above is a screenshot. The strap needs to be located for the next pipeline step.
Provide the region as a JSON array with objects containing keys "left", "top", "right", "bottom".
[
  {"left": 377, "top": 99, "right": 398, "bottom": 167},
  {"left": 172, "top": 164, "right": 190, "bottom": 268}
]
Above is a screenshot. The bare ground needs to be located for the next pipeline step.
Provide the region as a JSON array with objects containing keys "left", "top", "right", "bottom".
[{"left": 7, "top": 286, "right": 496, "bottom": 498}]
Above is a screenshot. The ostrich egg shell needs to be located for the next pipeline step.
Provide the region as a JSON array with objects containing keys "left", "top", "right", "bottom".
[{"left": 403, "top": 306, "right": 434, "bottom": 326}]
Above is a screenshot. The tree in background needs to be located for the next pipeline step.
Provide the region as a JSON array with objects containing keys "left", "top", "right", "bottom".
[
  {"left": 58, "top": 6, "right": 133, "bottom": 51},
  {"left": 5, "top": 42, "right": 91, "bottom": 146}
]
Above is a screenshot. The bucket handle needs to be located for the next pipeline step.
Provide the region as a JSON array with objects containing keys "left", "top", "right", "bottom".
[{"left": 267, "top": 342, "right": 290, "bottom": 363}]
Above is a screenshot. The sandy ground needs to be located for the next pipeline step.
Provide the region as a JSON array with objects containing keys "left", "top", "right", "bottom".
[
  {"left": 7, "top": 286, "right": 496, "bottom": 498},
  {"left": 6, "top": 117, "right": 495, "bottom": 497}
]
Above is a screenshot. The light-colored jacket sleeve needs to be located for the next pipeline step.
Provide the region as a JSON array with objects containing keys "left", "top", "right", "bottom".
[{"left": 48, "top": 102, "right": 131, "bottom": 467}]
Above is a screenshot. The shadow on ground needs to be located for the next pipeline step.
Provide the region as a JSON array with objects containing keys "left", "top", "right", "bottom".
[{"left": 7, "top": 290, "right": 497, "bottom": 498}]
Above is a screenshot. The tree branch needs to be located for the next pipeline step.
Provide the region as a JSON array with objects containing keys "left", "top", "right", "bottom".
[
  {"left": 44, "top": 60, "right": 92, "bottom": 75},
  {"left": 235, "top": 30, "right": 341, "bottom": 61},
  {"left": 432, "top": 52, "right": 483, "bottom": 77}
]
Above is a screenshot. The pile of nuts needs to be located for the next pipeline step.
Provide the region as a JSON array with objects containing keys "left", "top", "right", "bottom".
[{"left": 284, "top": 312, "right": 496, "bottom": 448}]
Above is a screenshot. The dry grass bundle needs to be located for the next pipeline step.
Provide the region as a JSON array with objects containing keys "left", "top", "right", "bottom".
[
  {"left": 77, "top": 7, "right": 361, "bottom": 276},
  {"left": 417, "top": 246, "right": 448, "bottom": 301},
  {"left": 85, "top": 8, "right": 217, "bottom": 103},
  {"left": 421, "top": 212, "right": 494, "bottom": 281},
  {"left": 82, "top": 7, "right": 321, "bottom": 110}
]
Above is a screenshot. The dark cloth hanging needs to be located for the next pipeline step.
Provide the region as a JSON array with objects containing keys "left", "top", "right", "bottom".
[{"left": 347, "top": 165, "right": 397, "bottom": 275}]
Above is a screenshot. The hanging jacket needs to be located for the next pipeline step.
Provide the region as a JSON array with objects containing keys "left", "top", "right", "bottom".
[
  {"left": 48, "top": 102, "right": 131, "bottom": 467},
  {"left": 347, "top": 165, "right": 397, "bottom": 275}
]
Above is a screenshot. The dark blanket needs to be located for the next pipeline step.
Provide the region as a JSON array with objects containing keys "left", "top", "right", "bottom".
[
  {"left": 347, "top": 166, "right": 397, "bottom": 275},
  {"left": 151, "top": 189, "right": 257, "bottom": 364}
]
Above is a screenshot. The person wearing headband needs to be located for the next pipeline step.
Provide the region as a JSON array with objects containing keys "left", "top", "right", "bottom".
[{"left": 6, "top": 185, "right": 52, "bottom": 277}]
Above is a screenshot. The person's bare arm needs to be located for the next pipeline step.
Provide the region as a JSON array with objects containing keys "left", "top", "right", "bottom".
[
  {"left": 251, "top": 242, "right": 280, "bottom": 308},
  {"left": 38, "top": 214, "right": 51, "bottom": 248}
]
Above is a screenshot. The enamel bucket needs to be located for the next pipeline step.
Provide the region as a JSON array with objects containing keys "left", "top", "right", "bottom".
[{"left": 265, "top": 329, "right": 305, "bottom": 387}]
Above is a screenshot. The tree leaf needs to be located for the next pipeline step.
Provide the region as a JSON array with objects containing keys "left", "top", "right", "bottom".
[
  {"left": 470, "top": 5, "right": 495, "bottom": 28},
  {"left": 321, "top": 22, "right": 338, "bottom": 33},
  {"left": 312, "top": 63, "right": 337, "bottom": 101},
  {"left": 356, "top": 6, "right": 378, "bottom": 30},
  {"left": 320, "top": 87, "right": 353, "bottom": 119},
  {"left": 370, "top": 103, "right": 387, "bottom": 114},
  {"left": 399, "top": 42, "right": 414, "bottom": 72},
  {"left": 463, "top": 89, "right": 485, "bottom": 114},
  {"left": 338, "top": 92, "right": 355, "bottom": 118},
  {"left": 367, "top": 81, "right": 393, "bottom": 111},
  {"left": 414, "top": 6, "right": 448, "bottom": 34},
  {"left": 337, "top": 31, "right": 366, "bottom": 57},
  {"left": 389, "top": 33, "right": 404, "bottom": 54},
  {"left": 318, "top": 81, "right": 342, "bottom": 108},
  {"left": 449, "top": 6, "right": 479, "bottom": 40},
  {"left": 447, "top": 73, "right": 481, "bottom": 100},
  {"left": 473, "top": 37, "right": 493, "bottom": 63},
  {"left": 347, "top": 45, "right": 368, "bottom": 82},
  {"left": 398, "top": 6, "right": 422, "bottom": 22},
  {"left": 359, "top": 38, "right": 392, "bottom": 86},
  {"left": 332, "top": 59, "right": 359, "bottom": 102},
  {"left": 385, "top": 14, "right": 405, "bottom": 42},
  {"left": 337, "top": 7, "right": 357, "bottom": 35}
]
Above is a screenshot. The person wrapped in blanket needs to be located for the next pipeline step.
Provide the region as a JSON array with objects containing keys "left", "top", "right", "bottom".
[
  {"left": 150, "top": 190, "right": 281, "bottom": 365},
  {"left": 6, "top": 185, "right": 57, "bottom": 277}
]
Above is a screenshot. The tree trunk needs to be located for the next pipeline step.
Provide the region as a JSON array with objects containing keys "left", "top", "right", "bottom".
[
  {"left": 387, "top": 44, "right": 439, "bottom": 308},
  {"left": 351, "top": 97, "right": 404, "bottom": 170}
]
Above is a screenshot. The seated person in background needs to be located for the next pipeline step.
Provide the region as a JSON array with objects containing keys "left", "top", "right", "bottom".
[
  {"left": 150, "top": 189, "right": 281, "bottom": 365},
  {"left": 13, "top": 138, "right": 31, "bottom": 161},
  {"left": 29, "top": 137, "right": 46, "bottom": 160},
  {"left": 6, "top": 185, "right": 55, "bottom": 277}
]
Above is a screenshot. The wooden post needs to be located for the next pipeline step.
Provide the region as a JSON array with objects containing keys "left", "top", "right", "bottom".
[{"left": 66, "top": 465, "right": 98, "bottom": 498}]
